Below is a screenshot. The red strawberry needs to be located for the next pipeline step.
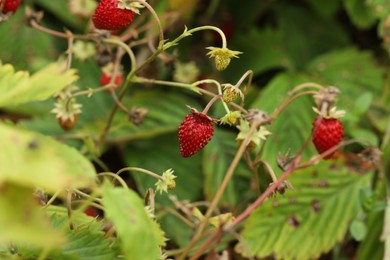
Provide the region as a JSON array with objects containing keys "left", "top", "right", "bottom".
[
  {"left": 100, "top": 72, "right": 123, "bottom": 89},
  {"left": 92, "top": 0, "right": 135, "bottom": 31},
  {"left": 178, "top": 108, "right": 216, "bottom": 158},
  {"left": 84, "top": 206, "right": 98, "bottom": 217},
  {"left": 0, "top": 0, "right": 21, "bottom": 14},
  {"left": 312, "top": 117, "right": 344, "bottom": 159}
]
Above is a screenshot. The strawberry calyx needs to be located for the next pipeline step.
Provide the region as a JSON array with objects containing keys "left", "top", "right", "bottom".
[
  {"left": 312, "top": 106, "right": 345, "bottom": 119},
  {"left": 186, "top": 106, "right": 219, "bottom": 124},
  {"left": 117, "top": 0, "right": 145, "bottom": 15}
]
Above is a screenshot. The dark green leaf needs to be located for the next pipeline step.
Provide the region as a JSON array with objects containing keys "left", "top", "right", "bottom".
[
  {"left": 344, "top": 0, "right": 377, "bottom": 28},
  {"left": 203, "top": 128, "right": 252, "bottom": 207},
  {"left": 251, "top": 73, "right": 317, "bottom": 174}
]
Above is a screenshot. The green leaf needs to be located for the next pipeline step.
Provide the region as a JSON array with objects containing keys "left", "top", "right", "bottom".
[
  {"left": 81, "top": 91, "right": 198, "bottom": 142},
  {"left": 0, "top": 184, "right": 65, "bottom": 247},
  {"left": 238, "top": 161, "right": 372, "bottom": 260},
  {"left": 0, "top": 123, "right": 96, "bottom": 192},
  {"left": 348, "top": 128, "right": 379, "bottom": 147},
  {"left": 306, "top": 48, "right": 384, "bottom": 97},
  {"left": 350, "top": 219, "right": 367, "bottom": 241},
  {"left": 357, "top": 206, "right": 384, "bottom": 259},
  {"left": 344, "top": 0, "right": 377, "bottom": 28},
  {"left": 0, "top": 61, "right": 78, "bottom": 107},
  {"left": 14, "top": 205, "right": 119, "bottom": 259},
  {"left": 101, "top": 184, "right": 165, "bottom": 260},
  {"left": 354, "top": 92, "right": 373, "bottom": 115},
  {"left": 124, "top": 133, "right": 203, "bottom": 247},
  {"left": 203, "top": 128, "right": 252, "bottom": 207},
  {"left": 225, "top": 27, "right": 291, "bottom": 80},
  {"left": 250, "top": 73, "right": 316, "bottom": 174}
]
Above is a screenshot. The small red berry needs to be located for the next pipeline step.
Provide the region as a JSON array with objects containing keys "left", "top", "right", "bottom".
[
  {"left": 100, "top": 72, "right": 123, "bottom": 91},
  {"left": 92, "top": 0, "right": 135, "bottom": 31},
  {"left": 312, "top": 117, "right": 344, "bottom": 159},
  {"left": 0, "top": 0, "right": 21, "bottom": 14},
  {"left": 84, "top": 206, "right": 98, "bottom": 218},
  {"left": 58, "top": 115, "right": 78, "bottom": 131},
  {"left": 178, "top": 108, "right": 215, "bottom": 158}
]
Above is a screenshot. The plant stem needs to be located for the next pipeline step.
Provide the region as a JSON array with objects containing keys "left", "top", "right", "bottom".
[
  {"left": 116, "top": 167, "right": 164, "bottom": 181},
  {"left": 178, "top": 119, "right": 262, "bottom": 259},
  {"left": 202, "top": 94, "right": 221, "bottom": 114},
  {"left": 97, "top": 172, "right": 128, "bottom": 188}
]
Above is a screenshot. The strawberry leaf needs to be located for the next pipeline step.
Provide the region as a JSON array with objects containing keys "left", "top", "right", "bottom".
[
  {"left": 203, "top": 128, "right": 252, "bottom": 207},
  {"left": 0, "top": 123, "right": 96, "bottom": 192},
  {"left": 124, "top": 133, "right": 203, "bottom": 247},
  {"left": 12, "top": 205, "right": 119, "bottom": 259},
  {"left": 0, "top": 184, "right": 65, "bottom": 248},
  {"left": 101, "top": 184, "right": 165, "bottom": 259},
  {"left": 250, "top": 73, "right": 316, "bottom": 174},
  {"left": 238, "top": 161, "right": 372, "bottom": 259},
  {"left": 0, "top": 61, "right": 78, "bottom": 108},
  {"left": 343, "top": 0, "right": 377, "bottom": 28}
]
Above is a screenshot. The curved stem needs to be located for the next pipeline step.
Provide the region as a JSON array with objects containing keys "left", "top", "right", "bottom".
[
  {"left": 289, "top": 82, "right": 325, "bottom": 95},
  {"left": 135, "top": 0, "right": 164, "bottom": 49},
  {"left": 30, "top": 20, "right": 92, "bottom": 40},
  {"left": 202, "top": 94, "right": 221, "bottom": 114},
  {"left": 117, "top": 167, "right": 164, "bottom": 181},
  {"left": 97, "top": 172, "right": 128, "bottom": 188},
  {"left": 103, "top": 38, "right": 137, "bottom": 74}
]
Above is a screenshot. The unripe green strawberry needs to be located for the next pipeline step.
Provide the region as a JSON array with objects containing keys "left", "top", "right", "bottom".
[
  {"left": 92, "top": 0, "right": 135, "bottom": 31},
  {"left": 0, "top": 0, "right": 21, "bottom": 14},
  {"left": 178, "top": 108, "right": 216, "bottom": 158},
  {"left": 312, "top": 117, "right": 343, "bottom": 159}
]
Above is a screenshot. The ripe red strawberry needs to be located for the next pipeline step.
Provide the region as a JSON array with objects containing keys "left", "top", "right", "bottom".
[
  {"left": 100, "top": 71, "right": 123, "bottom": 90},
  {"left": 178, "top": 108, "right": 216, "bottom": 158},
  {"left": 92, "top": 0, "right": 135, "bottom": 31},
  {"left": 0, "top": 0, "right": 22, "bottom": 14},
  {"left": 312, "top": 117, "right": 344, "bottom": 159}
]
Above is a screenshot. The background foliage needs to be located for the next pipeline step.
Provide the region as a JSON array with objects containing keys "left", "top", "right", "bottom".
[{"left": 1, "top": 0, "right": 390, "bottom": 259}]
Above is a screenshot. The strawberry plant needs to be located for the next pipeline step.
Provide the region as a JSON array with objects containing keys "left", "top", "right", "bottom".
[{"left": 1, "top": 0, "right": 390, "bottom": 259}]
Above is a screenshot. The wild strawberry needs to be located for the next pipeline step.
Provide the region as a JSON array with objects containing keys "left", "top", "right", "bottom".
[
  {"left": 0, "top": 0, "right": 21, "bottom": 14},
  {"left": 100, "top": 63, "right": 124, "bottom": 91},
  {"left": 178, "top": 108, "right": 216, "bottom": 158},
  {"left": 92, "top": 0, "right": 135, "bottom": 31},
  {"left": 312, "top": 117, "right": 344, "bottom": 159},
  {"left": 58, "top": 114, "right": 78, "bottom": 131},
  {"left": 84, "top": 206, "right": 98, "bottom": 218},
  {"left": 100, "top": 72, "right": 123, "bottom": 89}
]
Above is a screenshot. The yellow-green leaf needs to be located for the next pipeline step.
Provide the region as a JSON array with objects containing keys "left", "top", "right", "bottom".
[
  {"left": 101, "top": 184, "right": 165, "bottom": 259},
  {"left": 0, "top": 61, "right": 78, "bottom": 107},
  {"left": 0, "top": 184, "right": 65, "bottom": 247},
  {"left": 0, "top": 123, "right": 96, "bottom": 192}
]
